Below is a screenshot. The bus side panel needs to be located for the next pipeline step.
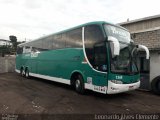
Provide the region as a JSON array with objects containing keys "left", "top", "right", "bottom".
[
  {"left": 34, "top": 48, "right": 108, "bottom": 86},
  {"left": 16, "top": 48, "right": 108, "bottom": 87},
  {"left": 83, "top": 66, "right": 108, "bottom": 86},
  {"left": 36, "top": 49, "right": 84, "bottom": 79},
  {"left": 16, "top": 54, "right": 29, "bottom": 70}
]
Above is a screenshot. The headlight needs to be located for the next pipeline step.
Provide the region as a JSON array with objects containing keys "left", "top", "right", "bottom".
[{"left": 111, "top": 80, "right": 123, "bottom": 84}]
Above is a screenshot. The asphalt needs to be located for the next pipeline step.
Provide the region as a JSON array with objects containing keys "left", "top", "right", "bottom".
[{"left": 0, "top": 73, "right": 159, "bottom": 119}]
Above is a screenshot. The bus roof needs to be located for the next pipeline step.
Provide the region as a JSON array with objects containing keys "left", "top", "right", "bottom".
[{"left": 19, "top": 21, "right": 127, "bottom": 47}]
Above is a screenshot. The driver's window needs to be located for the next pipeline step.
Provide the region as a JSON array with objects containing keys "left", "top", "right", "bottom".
[{"left": 94, "top": 42, "right": 107, "bottom": 72}]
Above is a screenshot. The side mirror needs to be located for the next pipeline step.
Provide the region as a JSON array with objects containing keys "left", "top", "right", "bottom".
[
  {"left": 108, "top": 36, "right": 120, "bottom": 56},
  {"left": 138, "top": 45, "right": 150, "bottom": 59}
]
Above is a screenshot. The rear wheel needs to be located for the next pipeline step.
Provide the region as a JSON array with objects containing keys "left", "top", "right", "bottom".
[
  {"left": 151, "top": 77, "right": 160, "bottom": 95},
  {"left": 20, "top": 68, "right": 25, "bottom": 77},
  {"left": 74, "top": 75, "right": 84, "bottom": 94}
]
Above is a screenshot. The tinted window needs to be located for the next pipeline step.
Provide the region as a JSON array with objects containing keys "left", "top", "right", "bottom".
[
  {"left": 94, "top": 42, "right": 107, "bottom": 71},
  {"left": 104, "top": 24, "right": 130, "bottom": 43},
  {"left": 20, "top": 28, "right": 82, "bottom": 51},
  {"left": 42, "top": 36, "right": 53, "bottom": 50},
  {"left": 84, "top": 25, "right": 105, "bottom": 70},
  {"left": 31, "top": 39, "right": 43, "bottom": 49},
  {"left": 23, "top": 46, "right": 31, "bottom": 53},
  {"left": 52, "top": 34, "right": 65, "bottom": 49},
  {"left": 17, "top": 47, "right": 23, "bottom": 54},
  {"left": 66, "top": 28, "right": 82, "bottom": 48},
  {"left": 85, "top": 25, "right": 104, "bottom": 49}
]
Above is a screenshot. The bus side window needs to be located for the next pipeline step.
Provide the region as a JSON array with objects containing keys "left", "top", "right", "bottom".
[
  {"left": 17, "top": 47, "right": 23, "bottom": 54},
  {"left": 31, "top": 39, "right": 43, "bottom": 50},
  {"left": 42, "top": 36, "right": 53, "bottom": 50},
  {"left": 53, "top": 34, "right": 65, "bottom": 49},
  {"left": 31, "top": 47, "right": 37, "bottom": 52},
  {"left": 23, "top": 46, "right": 31, "bottom": 53},
  {"left": 66, "top": 28, "right": 82, "bottom": 48}
]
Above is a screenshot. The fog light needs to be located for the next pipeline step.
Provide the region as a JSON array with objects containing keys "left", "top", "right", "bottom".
[{"left": 111, "top": 80, "right": 123, "bottom": 84}]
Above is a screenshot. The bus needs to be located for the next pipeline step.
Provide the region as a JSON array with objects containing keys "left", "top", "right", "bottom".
[{"left": 15, "top": 21, "right": 149, "bottom": 94}]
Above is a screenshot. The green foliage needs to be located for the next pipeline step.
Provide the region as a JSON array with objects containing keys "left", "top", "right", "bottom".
[
  {"left": 9, "top": 35, "right": 18, "bottom": 52},
  {"left": 9, "top": 35, "right": 17, "bottom": 43},
  {"left": 0, "top": 35, "right": 25, "bottom": 56}
]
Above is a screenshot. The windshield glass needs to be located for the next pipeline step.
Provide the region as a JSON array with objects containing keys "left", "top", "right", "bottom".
[
  {"left": 104, "top": 24, "right": 138, "bottom": 74},
  {"left": 104, "top": 24, "right": 131, "bottom": 44},
  {"left": 111, "top": 43, "right": 138, "bottom": 74}
]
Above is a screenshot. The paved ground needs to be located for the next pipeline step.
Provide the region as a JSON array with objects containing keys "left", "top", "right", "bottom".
[{"left": 0, "top": 73, "right": 160, "bottom": 119}]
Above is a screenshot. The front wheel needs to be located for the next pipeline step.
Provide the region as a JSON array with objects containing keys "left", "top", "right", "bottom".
[
  {"left": 74, "top": 75, "right": 84, "bottom": 94},
  {"left": 25, "top": 69, "right": 30, "bottom": 78}
]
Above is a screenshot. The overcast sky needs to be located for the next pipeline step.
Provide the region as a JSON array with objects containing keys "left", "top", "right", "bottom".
[{"left": 0, "top": 0, "right": 160, "bottom": 41}]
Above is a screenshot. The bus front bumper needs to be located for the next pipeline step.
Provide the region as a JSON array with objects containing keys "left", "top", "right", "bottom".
[{"left": 107, "top": 81, "right": 140, "bottom": 94}]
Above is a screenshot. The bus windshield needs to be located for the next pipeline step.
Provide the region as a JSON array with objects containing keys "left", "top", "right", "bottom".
[
  {"left": 104, "top": 24, "right": 138, "bottom": 74},
  {"left": 104, "top": 24, "right": 131, "bottom": 43},
  {"left": 111, "top": 43, "right": 138, "bottom": 74}
]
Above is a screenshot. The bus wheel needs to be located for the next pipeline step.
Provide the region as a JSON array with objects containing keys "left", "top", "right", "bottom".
[
  {"left": 20, "top": 68, "right": 25, "bottom": 77},
  {"left": 25, "top": 69, "right": 30, "bottom": 78},
  {"left": 74, "top": 75, "right": 84, "bottom": 94},
  {"left": 151, "top": 77, "right": 160, "bottom": 95}
]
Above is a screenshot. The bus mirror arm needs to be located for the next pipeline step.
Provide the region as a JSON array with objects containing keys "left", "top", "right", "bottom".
[
  {"left": 138, "top": 45, "right": 150, "bottom": 59},
  {"left": 108, "top": 36, "right": 120, "bottom": 56}
]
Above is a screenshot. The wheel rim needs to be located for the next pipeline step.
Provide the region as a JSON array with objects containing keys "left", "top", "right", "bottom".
[{"left": 75, "top": 79, "right": 80, "bottom": 90}]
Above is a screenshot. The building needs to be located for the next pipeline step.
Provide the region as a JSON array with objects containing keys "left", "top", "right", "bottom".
[
  {"left": 0, "top": 39, "right": 12, "bottom": 57},
  {"left": 0, "top": 39, "right": 12, "bottom": 46},
  {"left": 119, "top": 15, "right": 160, "bottom": 93}
]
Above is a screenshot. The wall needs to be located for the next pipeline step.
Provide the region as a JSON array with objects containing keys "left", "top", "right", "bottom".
[
  {"left": 121, "top": 18, "right": 160, "bottom": 33},
  {"left": 0, "top": 56, "right": 15, "bottom": 73},
  {"left": 133, "top": 29, "right": 160, "bottom": 49},
  {"left": 120, "top": 17, "right": 160, "bottom": 49},
  {"left": 150, "top": 51, "right": 160, "bottom": 82}
]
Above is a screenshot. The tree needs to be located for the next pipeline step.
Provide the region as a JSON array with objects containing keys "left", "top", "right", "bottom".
[
  {"left": 9, "top": 35, "right": 18, "bottom": 52},
  {"left": 9, "top": 35, "right": 17, "bottom": 43}
]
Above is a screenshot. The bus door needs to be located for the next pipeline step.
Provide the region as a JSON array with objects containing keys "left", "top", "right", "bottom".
[{"left": 92, "top": 42, "right": 108, "bottom": 86}]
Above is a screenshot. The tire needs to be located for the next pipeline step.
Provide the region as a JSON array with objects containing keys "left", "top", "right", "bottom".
[
  {"left": 151, "top": 77, "right": 160, "bottom": 95},
  {"left": 20, "top": 68, "right": 25, "bottom": 77},
  {"left": 25, "top": 68, "right": 30, "bottom": 78},
  {"left": 74, "top": 75, "right": 84, "bottom": 94}
]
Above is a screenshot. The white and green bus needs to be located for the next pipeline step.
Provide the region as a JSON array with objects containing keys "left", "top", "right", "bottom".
[{"left": 15, "top": 21, "right": 149, "bottom": 94}]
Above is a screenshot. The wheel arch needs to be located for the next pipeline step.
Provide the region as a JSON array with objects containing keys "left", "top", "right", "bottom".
[{"left": 70, "top": 70, "right": 85, "bottom": 86}]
